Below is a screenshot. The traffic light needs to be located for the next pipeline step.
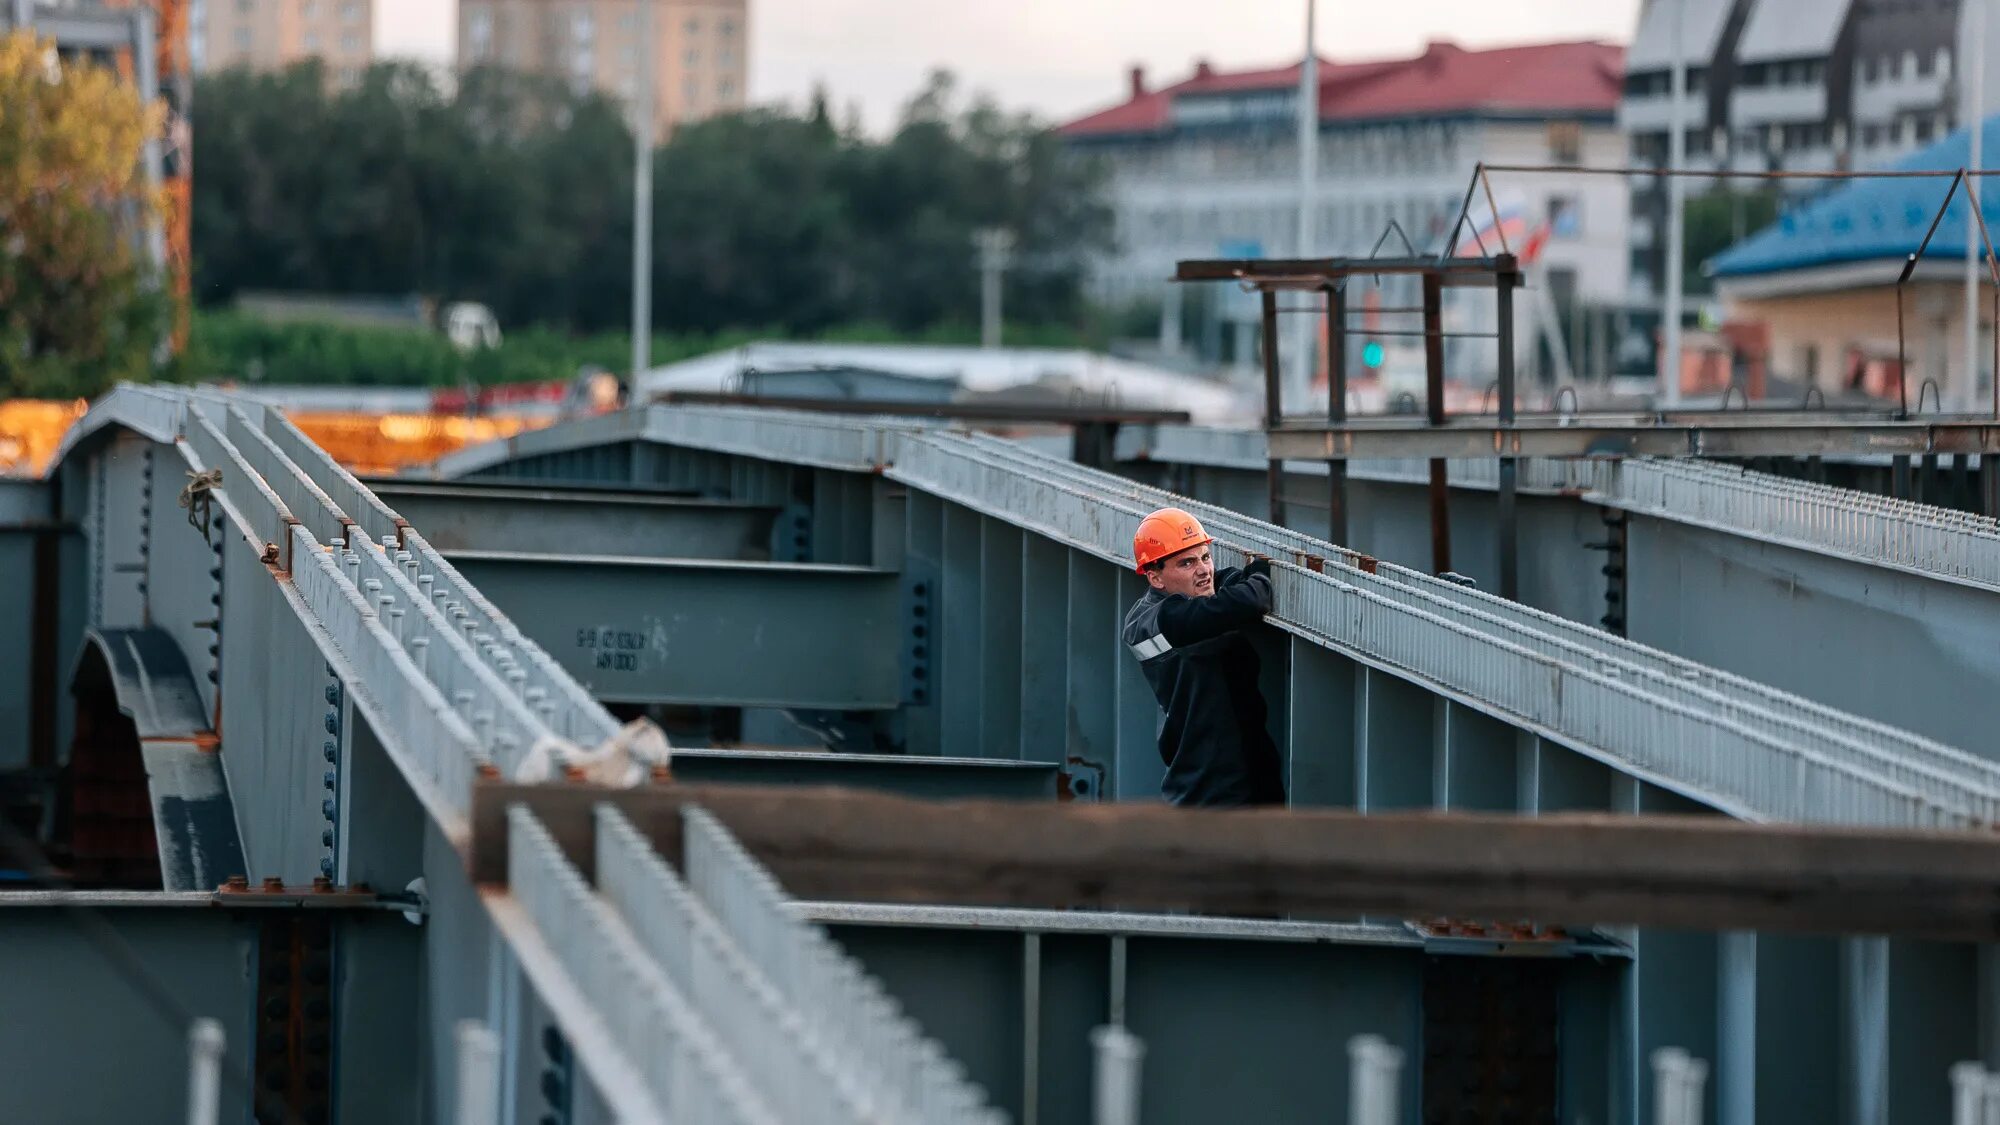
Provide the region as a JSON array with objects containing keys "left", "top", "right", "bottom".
[{"left": 1362, "top": 341, "right": 1385, "bottom": 370}]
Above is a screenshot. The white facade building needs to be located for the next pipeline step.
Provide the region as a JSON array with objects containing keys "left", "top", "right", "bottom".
[{"left": 1060, "top": 41, "right": 1630, "bottom": 384}]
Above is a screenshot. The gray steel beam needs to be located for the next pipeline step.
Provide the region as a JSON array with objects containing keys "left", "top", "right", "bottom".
[
  {"left": 1063, "top": 553, "right": 1116, "bottom": 800},
  {"left": 904, "top": 491, "right": 945, "bottom": 754},
  {"left": 1355, "top": 666, "right": 1432, "bottom": 812},
  {"left": 365, "top": 482, "right": 779, "bottom": 559},
  {"left": 1286, "top": 639, "right": 1358, "bottom": 807},
  {"left": 0, "top": 908, "right": 260, "bottom": 1123},
  {"left": 940, "top": 503, "right": 984, "bottom": 746},
  {"left": 1434, "top": 699, "right": 1515, "bottom": 812},
  {"left": 666, "top": 748, "right": 1059, "bottom": 801},
  {"left": 1019, "top": 536, "right": 1069, "bottom": 770},
  {"left": 1266, "top": 417, "right": 2000, "bottom": 460},
  {"left": 441, "top": 551, "right": 903, "bottom": 710},
  {"left": 979, "top": 519, "right": 1026, "bottom": 762},
  {"left": 1112, "top": 569, "right": 1163, "bottom": 801}
]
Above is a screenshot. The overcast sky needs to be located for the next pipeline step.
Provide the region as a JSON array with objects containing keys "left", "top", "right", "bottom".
[{"left": 379, "top": 1, "right": 1643, "bottom": 132}]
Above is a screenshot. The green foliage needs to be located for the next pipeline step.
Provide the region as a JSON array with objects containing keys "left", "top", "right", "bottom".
[
  {"left": 191, "top": 62, "right": 1114, "bottom": 351},
  {"left": 0, "top": 31, "right": 168, "bottom": 398},
  {"left": 1686, "top": 189, "right": 1781, "bottom": 295}
]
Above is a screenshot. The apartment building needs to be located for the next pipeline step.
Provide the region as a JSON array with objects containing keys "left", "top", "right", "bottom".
[
  {"left": 459, "top": 0, "right": 748, "bottom": 140},
  {"left": 1621, "top": 0, "right": 2000, "bottom": 305},
  {"left": 1059, "top": 40, "right": 1629, "bottom": 381},
  {"left": 192, "top": 0, "right": 373, "bottom": 80}
]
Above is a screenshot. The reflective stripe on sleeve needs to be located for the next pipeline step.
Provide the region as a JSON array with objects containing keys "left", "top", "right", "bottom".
[{"left": 1128, "top": 634, "right": 1172, "bottom": 660}]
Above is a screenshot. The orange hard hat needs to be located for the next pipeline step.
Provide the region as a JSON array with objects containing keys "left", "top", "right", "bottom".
[{"left": 1133, "top": 507, "right": 1214, "bottom": 572}]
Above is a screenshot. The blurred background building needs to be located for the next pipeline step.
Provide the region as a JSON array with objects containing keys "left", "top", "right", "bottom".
[
  {"left": 457, "top": 0, "right": 749, "bottom": 139},
  {"left": 190, "top": 0, "right": 373, "bottom": 80}
]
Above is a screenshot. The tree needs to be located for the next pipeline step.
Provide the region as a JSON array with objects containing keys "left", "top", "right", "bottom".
[
  {"left": 191, "top": 62, "right": 633, "bottom": 330},
  {"left": 1685, "top": 189, "right": 1780, "bottom": 296},
  {"left": 0, "top": 31, "right": 167, "bottom": 397},
  {"left": 191, "top": 62, "right": 1115, "bottom": 349}
]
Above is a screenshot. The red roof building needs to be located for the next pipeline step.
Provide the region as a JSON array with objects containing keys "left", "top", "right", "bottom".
[
  {"left": 1056, "top": 38, "right": 1633, "bottom": 389},
  {"left": 1060, "top": 40, "right": 1625, "bottom": 139}
]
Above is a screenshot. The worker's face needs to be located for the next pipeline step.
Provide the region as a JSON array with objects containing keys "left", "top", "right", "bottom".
[{"left": 1147, "top": 544, "right": 1214, "bottom": 598}]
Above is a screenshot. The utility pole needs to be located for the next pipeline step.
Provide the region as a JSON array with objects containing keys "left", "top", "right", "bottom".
[
  {"left": 974, "top": 227, "right": 1014, "bottom": 349},
  {"left": 1965, "top": 0, "right": 1987, "bottom": 413},
  {"left": 630, "top": 0, "right": 654, "bottom": 385},
  {"left": 1294, "top": 0, "right": 1319, "bottom": 411},
  {"left": 1662, "top": 0, "right": 1688, "bottom": 409}
]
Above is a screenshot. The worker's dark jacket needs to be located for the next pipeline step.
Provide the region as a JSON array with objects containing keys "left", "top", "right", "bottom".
[{"left": 1122, "top": 567, "right": 1286, "bottom": 807}]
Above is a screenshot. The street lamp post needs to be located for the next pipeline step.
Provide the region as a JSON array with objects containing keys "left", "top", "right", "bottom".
[
  {"left": 1662, "top": 0, "right": 1688, "bottom": 409},
  {"left": 631, "top": 0, "right": 655, "bottom": 386}
]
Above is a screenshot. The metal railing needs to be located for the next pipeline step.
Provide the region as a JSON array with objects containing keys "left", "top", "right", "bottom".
[
  {"left": 174, "top": 397, "right": 499, "bottom": 824},
  {"left": 888, "top": 433, "right": 1982, "bottom": 828},
  {"left": 596, "top": 805, "right": 917, "bottom": 1125},
  {"left": 259, "top": 408, "right": 618, "bottom": 747},
  {"left": 957, "top": 433, "right": 2000, "bottom": 819},
  {"left": 681, "top": 806, "right": 1006, "bottom": 1124},
  {"left": 507, "top": 806, "right": 778, "bottom": 1124},
  {"left": 1593, "top": 458, "right": 2000, "bottom": 586},
  {"left": 207, "top": 397, "right": 575, "bottom": 777},
  {"left": 1119, "top": 424, "right": 2000, "bottom": 588},
  {"left": 643, "top": 403, "right": 921, "bottom": 472}
]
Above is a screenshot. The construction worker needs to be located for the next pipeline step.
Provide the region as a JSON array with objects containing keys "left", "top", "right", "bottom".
[{"left": 1123, "top": 507, "right": 1286, "bottom": 808}]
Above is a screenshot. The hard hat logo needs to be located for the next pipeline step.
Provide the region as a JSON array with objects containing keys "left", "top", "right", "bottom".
[{"left": 1132, "top": 507, "right": 1215, "bottom": 573}]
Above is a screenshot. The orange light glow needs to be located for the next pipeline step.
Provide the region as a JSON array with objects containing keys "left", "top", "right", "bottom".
[
  {"left": 285, "top": 412, "right": 553, "bottom": 478},
  {"left": 0, "top": 400, "right": 553, "bottom": 478},
  {"left": 0, "top": 399, "right": 91, "bottom": 477}
]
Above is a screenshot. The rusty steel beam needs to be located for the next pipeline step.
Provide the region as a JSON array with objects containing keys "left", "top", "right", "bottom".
[
  {"left": 469, "top": 783, "right": 2000, "bottom": 941},
  {"left": 1175, "top": 257, "right": 1522, "bottom": 286}
]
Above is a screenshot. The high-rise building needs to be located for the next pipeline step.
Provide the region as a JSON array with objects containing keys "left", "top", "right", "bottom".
[
  {"left": 191, "top": 0, "right": 373, "bottom": 80},
  {"left": 458, "top": 0, "right": 749, "bottom": 140},
  {"left": 1620, "top": 0, "right": 2000, "bottom": 307}
]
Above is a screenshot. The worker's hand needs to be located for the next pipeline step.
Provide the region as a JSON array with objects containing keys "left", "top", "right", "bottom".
[{"left": 1242, "top": 556, "right": 1272, "bottom": 582}]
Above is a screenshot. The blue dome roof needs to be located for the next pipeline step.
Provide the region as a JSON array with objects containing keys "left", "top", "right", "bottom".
[{"left": 1707, "top": 116, "right": 2000, "bottom": 279}]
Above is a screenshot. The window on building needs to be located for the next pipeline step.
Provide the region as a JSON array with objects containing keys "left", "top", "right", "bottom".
[
  {"left": 237, "top": 0, "right": 251, "bottom": 12},
  {"left": 684, "top": 48, "right": 699, "bottom": 66},
  {"left": 685, "top": 16, "right": 701, "bottom": 33},
  {"left": 341, "top": 32, "right": 360, "bottom": 52},
  {"left": 683, "top": 77, "right": 698, "bottom": 99},
  {"left": 1903, "top": 50, "right": 1918, "bottom": 79},
  {"left": 1861, "top": 57, "right": 1878, "bottom": 83},
  {"left": 234, "top": 26, "right": 251, "bottom": 48},
  {"left": 717, "top": 78, "right": 736, "bottom": 99},
  {"left": 1544, "top": 195, "right": 1576, "bottom": 236},
  {"left": 1915, "top": 117, "right": 1935, "bottom": 143},
  {"left": 1939, "top": 48, "right": 1953, "bottom": 79},
  {"left": 304, "top": 30, "right": 320, "bottom": 50},
  {"left": 342, "top": 1, "right": 362, "bottom": 24},
  {"left": 572, "top": 11, "right": 594, "bottom": 43},
  {"left": 1918, "top": 49, "right": 1935, "bottom": 77},
  {"left": 468, "top": 11, "right": 493, "bottom": 56},
  {"left": 1547, "top": 120, "right": 1582, "bottom": 165},
  {"left": 718, "top": 47, "right": 735, "bottom": 66},
  {"left": 720, "top": 18, "right": 737, "bottom": 37},
  {"left": 303, "top": 0, "right": 319, "bottom": 18}
]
